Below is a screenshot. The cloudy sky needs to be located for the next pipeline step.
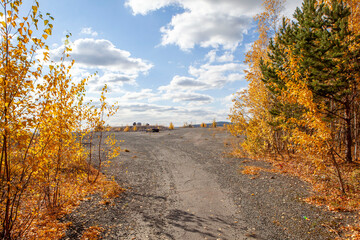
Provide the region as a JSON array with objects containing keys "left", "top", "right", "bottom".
[{"left": 28, "top": 0, "right": 302, "bottom": 126}]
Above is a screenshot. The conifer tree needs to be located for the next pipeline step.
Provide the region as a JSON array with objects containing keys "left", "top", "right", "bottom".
[{"left": 261, "top": 0, "right": 360, "bottom": 162}]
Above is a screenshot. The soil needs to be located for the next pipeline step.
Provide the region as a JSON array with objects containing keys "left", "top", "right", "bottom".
[{"left": 62, "top": 128, "right": 348, "bottom": 240}]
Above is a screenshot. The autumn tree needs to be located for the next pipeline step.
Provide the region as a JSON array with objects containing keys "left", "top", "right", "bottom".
[
  {"left": 228, "top": 0, "right": 285, "bottom": 157},
  {"left": 212, "top": 119, "right": 217, "bottom": 128},
  {"left": 0, "top": 1, "right": 120, "bottom": 238},
  {"left": 229, "top": 0, "right": 360, "bottom": 226},
  {"left": 0, "top": 0, "right": 57, "bottom": 237},
  {"left": 261, "top": 0, "right": 360, "bottom": 162}
]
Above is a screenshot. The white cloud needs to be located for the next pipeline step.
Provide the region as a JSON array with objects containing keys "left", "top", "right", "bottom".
[
  {"left": 126, "top": 0, "right": 263, "bottom": 50},
  {"left": 160, "top": 12, "right": 251, "bottom": 50},
  {"left": 217, "top": 52, "right": 234, "bottom": 62},
  {"left": 122, "top": 89, "right": 156, "bottom": 101},
  {"left": 125, "top": 0, "right": 177, "bottom": 15},
  {"left": 100, "top": 72, "right": 134, "bottom": 84},
  {"left": 222, "top": 87, "right": 246, "bottom": 109},
  {"left": 205, "top": 50, "right": 217, "bottom": 63},
  {"left": 161, "top": 91, "right": 214, "bottom": 104},
  {"left": 284, "top": 0, "right": 304, "bottom": 19},
  {"left": 188, "top": 62, "right": 246, "bottom": 89},
  {"left": 87, "top": 72, "right": 139, "bottom": 92},
  {"left": 244, "top": 42, "right": 254, "bottom": 53},
  {"left": 159, "top": 75, "right": 207, "bottom": 91},
  {"left": 47, "top": 38, "right": 153, "bottom": 92},
  {"left": 156, "top": 61, "right": 246, "bottom": 107},
  {"left": 50, "top": 38, "right": 153, "bottom": 74},
  {"left": 126, "top": 0, "right": 303, "bottom": 51},
  {"left": 160, "top": 62, "right": 246, "bottom": 93},
  {"left": 206, "top": 50, "right": 234, "bottom": 63},
  {"left": 80, "top": 27, "right": 98, "bottom": 37},
  {"left": 107, "top": 102, "right": 225, "bottom": 126},
  {"left": 126, "top": 0, "right": 262, "bottom": 17}
]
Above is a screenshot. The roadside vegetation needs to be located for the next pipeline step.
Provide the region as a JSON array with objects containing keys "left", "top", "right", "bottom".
[
  {"left": 229, "top": 0, "right": 360, "bottom": 237},
  {"left": 212, "top": 119, "right": 217, "bottom": 128},
  {"left": 0, "top": 1, "right": 122, "bottom": 239}
]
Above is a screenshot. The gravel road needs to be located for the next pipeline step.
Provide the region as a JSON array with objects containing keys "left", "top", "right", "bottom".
[{"left": 63, "top": 128, "right": 343, "bottom": 240}]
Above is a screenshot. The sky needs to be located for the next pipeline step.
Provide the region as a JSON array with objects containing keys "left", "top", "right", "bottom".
[{"left": 25, "top": 0, "right": 302, "bottom": 126}]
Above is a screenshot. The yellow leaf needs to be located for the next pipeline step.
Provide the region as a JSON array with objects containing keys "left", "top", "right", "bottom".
[{"left": 45, "top": 28, "right": 51, "bottom": 35}]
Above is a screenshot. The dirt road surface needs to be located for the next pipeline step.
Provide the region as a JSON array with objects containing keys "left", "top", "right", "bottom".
[{"left": 64, "top": 128, "right": 342, "bottom": 240}]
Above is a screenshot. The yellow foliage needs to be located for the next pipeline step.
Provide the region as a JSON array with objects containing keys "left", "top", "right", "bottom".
[
  {"left": 228, "top": 0, "right": 282, "bottom": 158},
  {"left": 169, "top": 122, "right": 174, "bottom": 130},
  {"left": 81, "top": 226, "right": 104, "bottom": 240},
  {"left": 133, "top": 125, "right": 137, "bottom": 131},
  {"left": 200, "top": 123, "right": 207, "bottom": 128},
  {"left": 228, "top": 0, "right": 360, "bottom": 237},
  {"left": 123, "top": 126, "right": 130, "bottom": 132},
  {"left": 0, "top": 1, "right": 121, "bottom": 239},
  {"left": 274, "top": 47, "right": 331, "bottom": 163},
  {"left": 240, "top": 166, "right": 262, "bottom": 175},
  {"left": 212, "top": 119, "right": 217, "bottom": 128},
  {"left": 100, "top": 179, "right": 125, "bottom": 199}
]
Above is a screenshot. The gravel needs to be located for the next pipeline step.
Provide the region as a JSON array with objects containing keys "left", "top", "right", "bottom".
[{"left": 62, "top": 128, "right": 345, "bottom": 240}]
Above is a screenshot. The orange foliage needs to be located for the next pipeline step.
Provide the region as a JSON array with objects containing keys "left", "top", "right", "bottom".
[
  {"left": 123, "top": 126, "right": 130, "bottom": 132},
  {"left": 81, "top": 226, "right": 104, "bottom": 240},
  {"left": 240, "top": 166, "right": 262, "bottom": 175},
  {"left": 212, "top": 119, "right": 217, "bottom": 128},
  {"left": 229, "top": 0, "right": 360, "bottom": 238},
  {"left": 0, "top": 1, "right": 121, "bottom": 238},
  {"left": 228, "top": 0, "right": 284, "bottom": 156},
  {"left": 26, "top": 172, "right": 123, "bottom": 239}
]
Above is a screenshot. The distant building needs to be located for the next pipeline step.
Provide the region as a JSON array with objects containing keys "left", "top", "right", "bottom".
[{"left": 137, "top": 122, "right": 141, "bottom": 126}]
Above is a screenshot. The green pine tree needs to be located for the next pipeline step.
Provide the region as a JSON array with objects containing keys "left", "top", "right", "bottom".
[{"left": 261, "top": 0, "right": 360, "bottom": 162}]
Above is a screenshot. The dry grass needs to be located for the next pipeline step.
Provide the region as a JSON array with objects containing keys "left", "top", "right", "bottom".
[
  {"left": 81, "top": 226, "right": 104, "bottom": 240},
  {"left": 240, "top": 166, "right": 262, "bottom": 175},
  {"left": 24, "top": 170, "right": 124, "bottom": 240},
  {"left": 231, "top": 146, "right": 360, "bottom": 239},
  {"left": 339, "top": 222, "right": 360, "bottom": 240}
]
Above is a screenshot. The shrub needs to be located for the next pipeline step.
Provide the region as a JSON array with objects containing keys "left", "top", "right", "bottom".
[{"left": 212, "top": 119, "right": 217, "bottom": 128}]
